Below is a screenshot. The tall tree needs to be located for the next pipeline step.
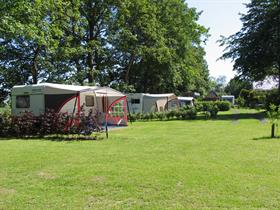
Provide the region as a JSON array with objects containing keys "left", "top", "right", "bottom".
[
  {"left": 0, "top": 0, "right": 210, "bottom": 96},
  {"left": 109, "top": 0, "right": 209, "bottom": 94},
  {"left": 0, "top": 0, "right": 67, "bottom": 88},
  {"left": 220, "top": 0, "right": 280, "bottom": 90}
]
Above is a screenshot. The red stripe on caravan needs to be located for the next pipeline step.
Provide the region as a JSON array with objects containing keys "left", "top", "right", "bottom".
[{"left": 58, "top": 95, "right": 78, "bottom": 113}]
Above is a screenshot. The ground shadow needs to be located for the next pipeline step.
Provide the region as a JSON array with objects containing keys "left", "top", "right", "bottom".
[
  {"left": 252, "top": 136, "right": 280, "bottom": 141},
  {"left": 0, "top": 135, "right": 101, "bottom": 141},
  {"left": 215, "top": 111, "right": 266, "bottom": 121}
]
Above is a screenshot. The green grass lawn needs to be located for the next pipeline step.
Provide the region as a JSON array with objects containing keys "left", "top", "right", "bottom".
[{"left": 1, "top": 109, "right": 280, "bottom": 209}]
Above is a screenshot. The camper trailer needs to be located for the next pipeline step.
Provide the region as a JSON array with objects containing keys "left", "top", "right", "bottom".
[
  {"left": 221, "top": 95, "right": 235, "bottom": 105},
  {"left": 178, "top": 97, "right": 194, "bottom": 107},
  {"left": 126, "top": 93, "right": 179, "bottom": 113},
  {"left": 11, "top": 83, "right": 128, "bottom": 126}
]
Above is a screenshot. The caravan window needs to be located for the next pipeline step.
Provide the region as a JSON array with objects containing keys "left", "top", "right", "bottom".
[
  {"left": 16, "top": 95, "right": 30, "bottom": 108},
  {"left": 85, "top": 95, "right": 94, "bottom": 107},
  {"left": 131, "top": 99, "right": 140, "bottom": 104}
]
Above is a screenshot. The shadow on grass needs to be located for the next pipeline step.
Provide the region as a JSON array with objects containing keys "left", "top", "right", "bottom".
[
  {"left": 130, "top": 111, "right": 267, "bottom": 123},
  {"left": 252, "top": 136, "right": 280, "bottom": 141},
  {"left": 216, "top": 111, "right": 266, "bottom": 121},
  {"left": 192, "top": 111, "right": 266, "bottom": 121},
  {"left": 0, "top": 135, "right": 101, "bottom": 141}
]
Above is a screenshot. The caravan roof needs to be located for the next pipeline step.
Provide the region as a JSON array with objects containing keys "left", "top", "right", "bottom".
[
  {"left": 12, "top": 83, "right": 124, "bottom": 96},
  {"left": 143, "top": 93, "right": 175, "bottom": 98},
  {"left": 178, "top": 97, "right": 194, "bottom": 101}
]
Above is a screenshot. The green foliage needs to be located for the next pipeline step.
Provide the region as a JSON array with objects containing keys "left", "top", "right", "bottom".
[
  {"left": 216, "top": 101, "right": 231, "bottom": 111},
  {"left": 0, "top": 110, "right": 101, "bottom": 138},
  {"left": 0, "top": 0, "right": 69, "bottom": 88},
  {"left": 267, "top": 104, "right": 280, "bottom": 138},
  {"left": 265, "top": 89, "right": 280, "bottom": 109},
  {"left": 208, "top": 76, "right": 227, "bottom": 95},
  {"left": 225, "top": 77, "right": 253, "bottom": 98},
  {"left": 267, "top": 104, "right": 280, "bottom": 125},
  {"left": 128, "top": 106, "right": 197, "bottom": 121},
  {"left": 195, "top": 101, "right": 230, "bottom": 112},
  {"left": 0, "top": 0, "right": 210, "bottom": 96},
  {"left": 236, "top": 96, "right": 246, "bottom": 108},
  {"left": 238, "top": 89, "right": 267, "bottom": 108},
  {"left": 220, "top": 0, "right": 280, "bottom": 86}
]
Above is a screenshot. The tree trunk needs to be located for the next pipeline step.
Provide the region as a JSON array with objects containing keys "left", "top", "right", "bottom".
[
  {"left": 125, "top": 52, "right": 135, "bottom": 84},
  {"left": 75, "top": 59, "right": 84, "bottom": 85},
  {"left": 31, "top": 46, "right": 40, "bottom": 84},
  {"left": 87, "top": 53, "right": 94, "bottom": 84},
  {"left": 86, "top": 1, "right": 95, "bottom": 84},
  {"left": 271, "top": 123, "right": 276, "bottom": 138}
]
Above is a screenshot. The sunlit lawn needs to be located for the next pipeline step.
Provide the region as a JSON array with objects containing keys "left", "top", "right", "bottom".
[{"left": 1, "top": 109, "right": 280, "bottom": 209}]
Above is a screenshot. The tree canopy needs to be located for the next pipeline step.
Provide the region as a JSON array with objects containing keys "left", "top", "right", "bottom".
[
  {"left": 220, "top": 0, "right": 280, "bottom": 89},
  {"left": 225, "top": 76, "right": 253, "bottom": 98},
  {"left": 0, "top": 0, "right": 210, "bottom": 99}
]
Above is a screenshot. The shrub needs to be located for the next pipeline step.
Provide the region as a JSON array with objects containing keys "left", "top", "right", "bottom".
[
  {"left": 215, "top": 101, "right": 231, "bottom": 111},
  {"left": 236, "top": 96, "right": 245, "bottom": 108},
  {"left": 12, "top": 111, "right": 39, "bottom": 136},
  {"left": 155, "top": 112, "right": 165, "bottom": 121},
  {"left": 0, "top": 110, "right": 12, "bottom": 136},
  {"left": 187, "top": 107, "right": 197, "bottom": 119},
  {"left": 267, "top": 104, "right": 280, "bottom": 138},
  {"left": 195, "top": 101, "right": 219, "bottom": 119},
  {"left": 166, "top": 110, "right": 176, "bottom": 120},
  {"left": 0, "top": 110, "right": 101, "bottom": 138}
]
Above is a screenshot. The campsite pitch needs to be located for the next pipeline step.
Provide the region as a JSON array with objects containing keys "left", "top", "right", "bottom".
[{"left": 1, "top": 109, "right": 280, "bottom": 209}]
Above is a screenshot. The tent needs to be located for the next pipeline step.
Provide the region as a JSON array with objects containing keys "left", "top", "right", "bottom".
[
  {"left": 11, "top": 83, "right": 128, "bottom": 126},
  {"left": 126, "top": 93, "right": 179, "bottom": 113}
]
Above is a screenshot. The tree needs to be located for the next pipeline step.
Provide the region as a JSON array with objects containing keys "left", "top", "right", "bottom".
[
  {"left": 220, "top": 0, "right": 280, "bottom": 90},
  {"left": 0, "top": 0, "right": 67, "bottom": 89},
  {"left": 0, "top": 0, "right": 210, "bottom": 96},
  {"left": 208, "top": 75, "right": 227, "bottom": 95},
  {"left": 110, "top": 0, "right": 209, "bottom": 94},
  {"left": 225, "top": 76, "right": 253, "bottom": 98}
]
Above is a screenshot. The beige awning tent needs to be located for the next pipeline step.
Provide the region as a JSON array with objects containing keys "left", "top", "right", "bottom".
[
  {"left": 127, "top": 93, "right": 179, "bottom": 113},
  {"left": 142, "top": 93, "right": 178, "bottom": 112}
]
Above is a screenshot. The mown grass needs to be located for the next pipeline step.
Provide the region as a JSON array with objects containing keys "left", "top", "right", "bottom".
[{"left": 1, "top": 109, "right": 280, "bottom": 209}]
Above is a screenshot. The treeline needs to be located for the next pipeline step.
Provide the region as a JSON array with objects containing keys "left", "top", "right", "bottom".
[{"left": 0, "top": 0, "right": 210, "bottom": 99}]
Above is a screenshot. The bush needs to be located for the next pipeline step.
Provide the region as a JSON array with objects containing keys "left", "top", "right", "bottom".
[
  {"left": 215, "top": 101, "right": 231, "bottom": 111},
  {"left": 195, "top": 101, "right": 219, "bottom": 119},
  {"left": 0, "top": 110, "right": 101, "bottom": 138},
  {"left": 127, "top": 106, "right": 197, "bottom": 122},
  {"left": 236, "top": 96, "right": 245, "bottom": 108},
  {"left": 0, "top": 110, "right": 12, "bottom": 136}
]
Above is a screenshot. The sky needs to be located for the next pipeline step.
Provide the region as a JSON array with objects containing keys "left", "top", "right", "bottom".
[{"left": 187, "top": 0, "right": 250, "bottom": 82}]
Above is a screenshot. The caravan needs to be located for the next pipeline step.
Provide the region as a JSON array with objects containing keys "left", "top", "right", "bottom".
[{"left": 11, "top": 83, "right": 128, "bottom": 126}]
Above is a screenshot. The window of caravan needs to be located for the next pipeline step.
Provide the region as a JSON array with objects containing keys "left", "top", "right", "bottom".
[
  {"left": 16, "top": 95, "right": 30, "bottom": 108},
  {"left": 85, "top": 95, "right": 94, "bottom": 106},
  {"left": 131, "top": 99, "right": 140, "bottom": 104},
  {"left": 110, "top": 100, "right": 125, "bottom": 117}
]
